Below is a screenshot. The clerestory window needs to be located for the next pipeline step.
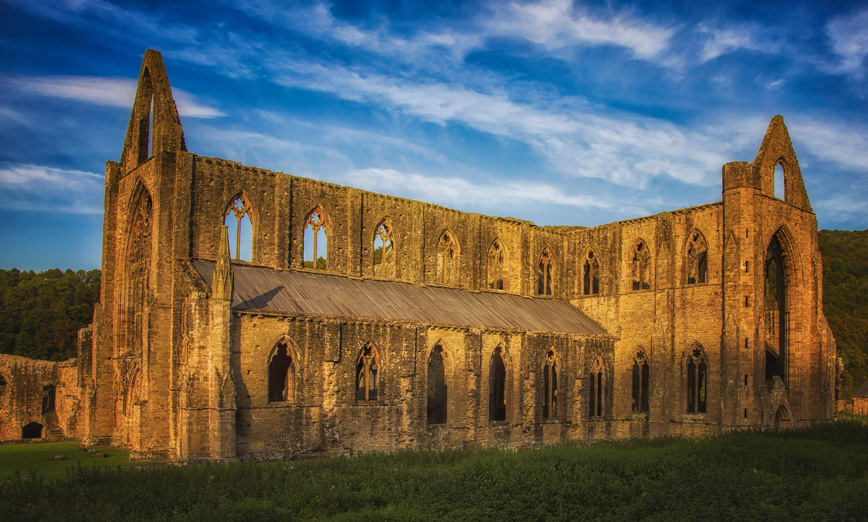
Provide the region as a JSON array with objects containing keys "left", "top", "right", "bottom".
[{"left": 304, "top": 207, "right": 328, "bottom": 270}]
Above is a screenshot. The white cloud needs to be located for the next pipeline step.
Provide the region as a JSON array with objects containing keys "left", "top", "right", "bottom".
[
  {"left": 789, "top": 117, "right": 868, "bottom": 172},
  {"left": 0, "top": 163, "right": 104, "bottom": 213},
  {"left": 5, "top": 76, "right": 226, "bottom": 118},
  {"left": 825, "top": 6, "right": 868, "bottom": 75},
  {"left": 698, "top": 25, "right": 767, "bottom": 63}
]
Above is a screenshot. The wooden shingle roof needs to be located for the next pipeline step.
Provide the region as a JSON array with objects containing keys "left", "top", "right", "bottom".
[{"left": 192, "top": 260, "right": 609, "bottom": 337}]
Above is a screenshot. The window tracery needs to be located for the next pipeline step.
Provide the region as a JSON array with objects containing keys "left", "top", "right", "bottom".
[
  {"left": 373, "top": 220, "right": 395, "bottom": 278},
  {"left": 632, "top": 240, "right": 651, "bottom": 290},
  {"left": 538, "top": 248, "right": 554, "bottom": 296},
  {"left": 224, "top": 194, "right": 253, "bottom": 262},
  {"left": 686, "top": 346, "right": 708, "bottom": 414},
  {"left": 632, "top": 349, "right": 649, "bottom": 413},
  {"left": 356, "top": 342, "right": 381, "bottom": 401},
  {"left": 686, "top": 231, "right": 708, "bottom": 285},
  {"left": 543, "top": 350, "right": 558, "bottom": 419},
  {"left": 583, "top": 249, "right": 600, "bottom": 295},
  {"left": 589, "top": 357, "right": 605, "bottom": 418},
  {"left": 487, "top": 238, "right": 507, "bottom": 290},
  {"left": 304, "top": 207, "right": 328, "bottom": 270},
  {"left": 127, "top": 187, "right": 152, "bottom": 354},
  {"left": 438, "top": 230, "right": 459, "bottom": 285}
]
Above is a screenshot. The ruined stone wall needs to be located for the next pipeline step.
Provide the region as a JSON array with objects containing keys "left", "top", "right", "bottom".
[{"left": 0, "top": 355, "right": 79, "bottom": 441}]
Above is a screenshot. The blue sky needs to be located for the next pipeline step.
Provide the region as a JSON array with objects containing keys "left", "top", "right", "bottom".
[{"left": 1, "top": 0, "right": 867, "bottom": 271}]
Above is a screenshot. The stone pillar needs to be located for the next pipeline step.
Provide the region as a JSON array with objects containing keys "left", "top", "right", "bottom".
[{"left": 208, "top": 226, "right": 236, "bottom": 458}]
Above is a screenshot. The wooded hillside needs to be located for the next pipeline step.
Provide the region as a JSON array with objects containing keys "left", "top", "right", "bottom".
[{"left": 1, "top": 230, "right": 866, "bottom": 395}]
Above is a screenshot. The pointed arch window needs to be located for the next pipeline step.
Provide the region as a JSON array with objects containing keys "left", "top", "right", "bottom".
[
  {"left": 543, "top": 350, "right": 558, "bottom": 419},
  {"left": 489, "top": 346, "right": 507, "bottom": 421},
  {"left": 268, "top": 341, "right": 296, "bottom": 403},
  {"left": 774, "top": 163, "right": 785, "bottom": 200},
  {"left": 488, "top": 238, "right": 508, "bottom": 290},
  {"left": 631, "top": 349, "right": 650, "bottom": 413},
  {"left": 686, "top": 346, "right": 708, "bottom": 414},
  {"left": 686, "top": 231, "right": 708, "bottom": 285},
  {"left": 438, "top": 230, "right": 459, "bottom": 285},
  {"left": 632, "top": 241, "right": 651, "bottom": 290},
  {"left": 224, "top": 194, "right": 253, "bottom": 262},
  {"left": 356, "top": 342, "right": 381, "bottom": 401},
  {"left": 589, "top": 357, "right": 606, "bottom": 418},
  {"left": 127, "top": 185, "right": 152, "bottom": 354},
  {"left": 136, "top": 69, "right": 154, "bottom": 165},
  {"left": 427, "top": 345, "right": 447, "bottom": 425},
  {"left": 538, "top": 248, "right": 554, "bottom": 296},
  {"left": 583, "top": 249, "right": 600, "bottom": 295},
  {"left": 764, "top": 233, "right": 788, "bottom": 384},
  {"left": 373, "top": 219, "right": 395, "bottom": 278},
  {"left": 304, "top": 207, "right": 328, "bottom": 270}
]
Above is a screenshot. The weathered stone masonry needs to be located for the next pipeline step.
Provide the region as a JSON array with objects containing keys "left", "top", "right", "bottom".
[{"left": 0, "top": 51, "right": 837, "bottom": 460}]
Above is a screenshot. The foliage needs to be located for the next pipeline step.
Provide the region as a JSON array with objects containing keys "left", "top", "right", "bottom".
[
  {"left": 818, "top": 229, "right": 868, "bottom": 399},
  {"left": 0, "top": 269, "right": 100, "bottom": 361},
  {"left": 1, "top": 421, "right": 867, "bottom": 521}
]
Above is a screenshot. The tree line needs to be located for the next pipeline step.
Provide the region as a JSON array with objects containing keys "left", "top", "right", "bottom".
[{"left": 1, "top": 229, "right": 866, "bottom": 396}]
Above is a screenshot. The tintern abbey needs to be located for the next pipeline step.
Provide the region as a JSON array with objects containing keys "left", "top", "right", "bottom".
[{"left": 0, "top": 51, "right": 838, "bottom": 460}]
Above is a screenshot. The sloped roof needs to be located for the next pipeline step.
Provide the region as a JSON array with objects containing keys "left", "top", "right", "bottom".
[
  {"left": 192, "top": 261, "right": 609, "bottom": 337},
  {"left": 854, "top": 381, "right": 868, "bottom": 398}
]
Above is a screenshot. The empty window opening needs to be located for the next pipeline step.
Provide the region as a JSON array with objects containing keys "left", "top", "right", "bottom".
[
  {"left": 686, "top": 231, "right": 708, "bottom": 285},
  {"left": 583, "top": 250, "right": 600, "bottom": 295},
  {"left": 268, "top": 342, "right": 295, "bottom": 403},
  {"left": 744, "top": 408, "right": 748, "bottom": 419},
  {"left": 21, "top": 422, "right": 43, "bottom": 439},
  {"left": 136, "top": 70, "right": 154, "bottom": 165},
  {"left": 487, "top": 238, "right": 508, "bottom": 290},
  {"left": 543, "top": 350, "right": 558, "bottom": 419},
  {"left": 0, "top": 373, "right": 6, "bottom": 395},
  {"left": 744, "top": 260, "right": 750, "bottom": 272},
  {"left": 744, "top": 374, "right": 749, "bottom": 386},
  {"left": 774, "top": 164, "right": 785, "bottom": 200},
  {"left": 356, "top": 343, "right": 380, "bottom": 401},
  {"left": 764, "top": 234, "right": 787, "bottom": 384},
  {"left": 589, "top": 358, "right": 605, "bottom": 417},
  {"left": 42, "top": 385, "right": 56, "bottom": 413},
  {"left": 373, "top": 220, "right": 395, "bottom": 278},
  {"left": 632, "top": 350, "right": 650, "bottom": 413},
  {"left": 438, "top": 230, "right": 459, "bottom": 285},
  {"left": 303, "top": 207, "right": 328, "bottom": 270},
  {"left": 686, "top": 346, "right": 707, "bottom": 414},
  {"left": 489, "top": 347, "right": 507, "bottom": 421},
  {"left": 745, "top": 296, "right": 750, "bottom": 307},
  {"left": 632, "top": 241, "right": 651, "bottom": 290},
  {"left": 538, "top": 248, "right": 554, "bottom": 296},
  {"left": 224, "top": 194, "right": 253, "bottom": 262},
  {"left": 427, "top": 345, "right": 447, "bottom": 425}
]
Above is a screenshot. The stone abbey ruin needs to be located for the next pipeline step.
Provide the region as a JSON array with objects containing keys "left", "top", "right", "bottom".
[{"left": 0, "top": 51, "right": 838, "bottom": 459}]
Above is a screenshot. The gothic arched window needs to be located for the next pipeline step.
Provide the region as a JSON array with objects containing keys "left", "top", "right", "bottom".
[
  {"left": 686, "top": 231, "right": 708, "bottom": 285},
  {"left": 631, "top": 349, "right": 649, "bottom": 413},
  {"left": 589, "top": 357, "right": 605, "bottom": 418},
  {"left": 632, "top": 240, "right": 651, "bottom": 290},
  {"left": 488, "top": 238, "right": 508, "bottom": 290},
  {"left": 373, "top": 219, "right": 395, "bottom": 278},
  {"left": 543, "top": 350, "right": 558, "bottom": 419},
  {"left": 427, "top": 345, "right": 447, "bottom": 425},
  {"left": 127, "top": 185, "right": 152, "bottom": 354},
  {"left": 538, "top": 248, "right": 554, "bottom": 296},
  {"left": 489, "top": 346, "right": 507, "bottom": 421},
  {"left": 268, "top": 341, "right": 296, "bottom": 403},
  {"left": 304, "top": 207, "right": 328, "bottom": 270},
  {"left": 356, "top": 342, "right": 381, "bottom": 401},
  {"left": 438, "top": 230, "right": 459, "bottom": 285},
  {"left": 583, "top": 249, "right": 600, "bottom": 295},
  {"left": 224, "top": 194, "right": 253, "bottom": 262},
  {"left": 686, "top": 345, "right": 708, "bottom": 414}
]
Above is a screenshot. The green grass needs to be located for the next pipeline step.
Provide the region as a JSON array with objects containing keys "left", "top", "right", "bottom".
[
  {"left": 2, "top": 421, "right": 868, "bottom": 521},
  {"left": 0, "top": 442, "right": 132, "bottom": 482}
]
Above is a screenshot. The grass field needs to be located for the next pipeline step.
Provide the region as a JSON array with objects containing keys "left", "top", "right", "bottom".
[
  {"left": 0, "top": 442, "right": 132, "bottom": 482},
  {"left": 2, "top": 421, "right": 868, "bottom": 521}
]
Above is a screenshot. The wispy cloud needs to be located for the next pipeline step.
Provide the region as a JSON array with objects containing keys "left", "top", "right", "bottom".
[
  {"left": 825, "top": 5, "right": 868, "bottom": 76},
  {"left": 789, "top": 117, "right": 868, "bottom": 172},
  {"left": 0, "top": 163, "right": 104, "bottom": 213},
  {"left": 4, "top": 76, "right": 226, "bottom": 118},
  {"left": 698, "top": 24, "right": 769, "bottom": 62}
]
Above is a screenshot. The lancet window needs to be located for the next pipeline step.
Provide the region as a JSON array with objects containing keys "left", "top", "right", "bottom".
[
  {"left": 487, "top": 238, "right": 507, "bottom": 290},
  {"left": 356, "top": 342, "right": 381, "bottom": 401},
  {"left": 686, "top": 231, "right": 708, "bottom": 285},
  {"left": 489, "top": 346, "right": 507, "bottom": 421},
  {"left": 632, "top": 240, "right": 651, "bottom": 290},
  {"left": 373, "top": 219, "right": 395, "bottom": 278},
  {"left": 631, "top": 349, "right": 650, "bottom": 413},
  {"left": 427, "top": 345, "right": 447, "bottom": 425},
  {"left": 304, "top": 207, "right": 328, "bottom": 270},
  {"left": 268, "top": 341, "right": 296, "bottom": 403},
  {"left": 438, "top": 230, "right": 459, "bottom": 285},
  {"left": 127, "top": 186, "right": 152, "bottom": 354},
  {"left": 589, "top": 357, "right": 605, "bottom": 418},
  {"left": 583, "top": 249, "right": 600, "bottom": 295},
  {"left": 224, "top": 194, "right": 253, "bottom": 262},
  {"left": 543, "top": 350, "right": 558, "bottom": 419},
  {"left": 538, "top": 248, "right": 554, "bottom": 296},
  {"left": 686, "top": 346, "right": 708, "bottom": 414},
  {"left": 41, "top": 385, "right": 56, "bottom": 414}
]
